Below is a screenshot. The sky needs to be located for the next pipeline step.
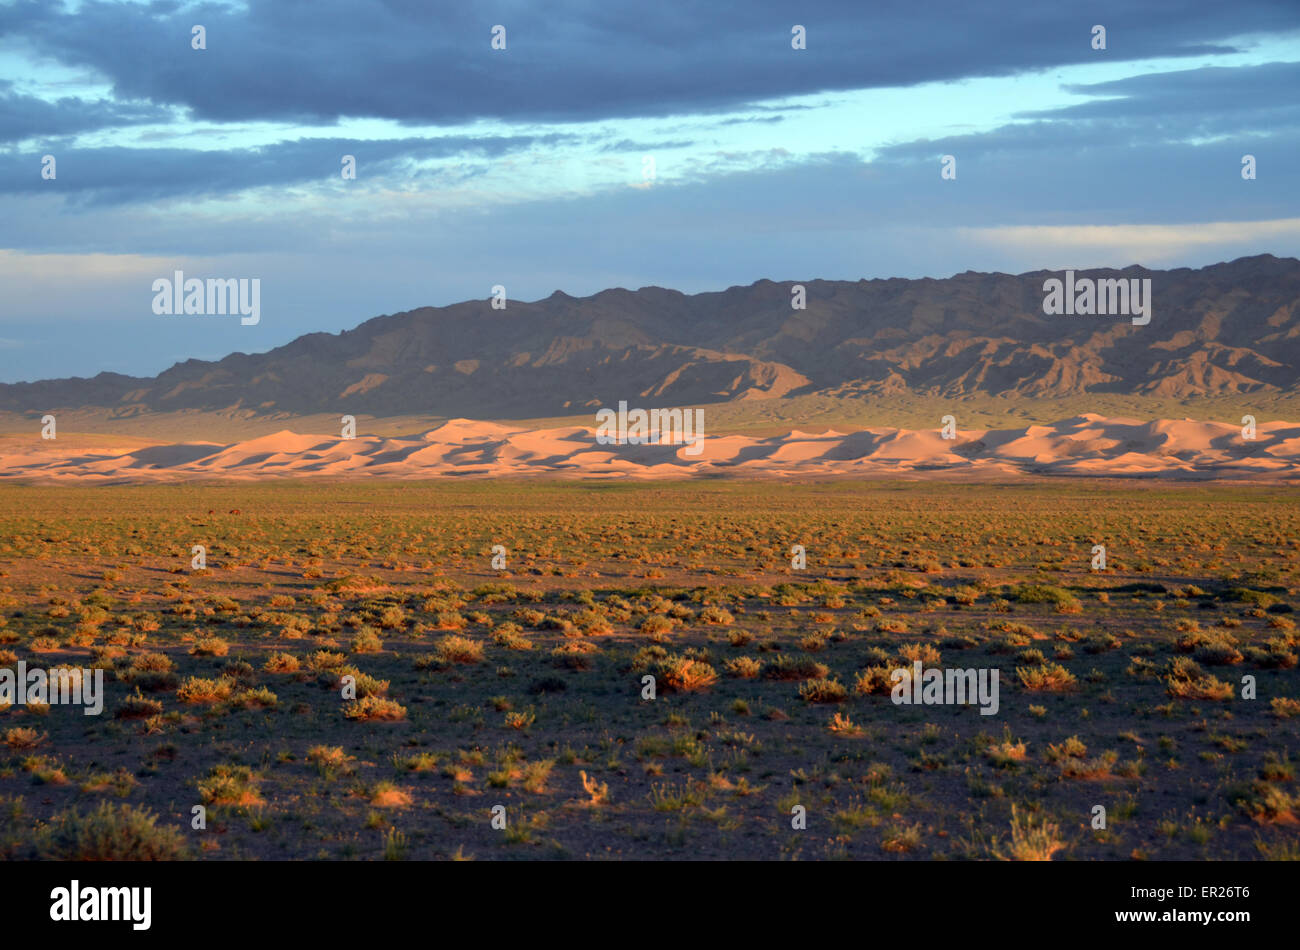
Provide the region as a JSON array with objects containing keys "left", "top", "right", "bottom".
[{"left": 0, "top": 0, "right": 1298, "bottom": 382}]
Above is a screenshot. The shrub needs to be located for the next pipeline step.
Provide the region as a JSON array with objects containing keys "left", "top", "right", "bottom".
[
  {"left": 551, "top": 640, "right": 598, "bottom": 670},
  {"left": 697, "top": 606, "right": 734, "bottom": 626},
  {"left": 724, "top": 656, "right": 762, "bottom": 678},
  {"left": 351, "top": 628, "right": 384, "bottom": 653},
  {"left": 344, "top": 696, "right": 407, "bottom": 721},
  {"left": 1016, "top": 663, "right": 1077, "bottom": 692},
  {"left": 376, "top": 606, "right": 407, "bottom": 630},
  {"left": 504, "top": 710, "right": 536, "bottom": 730},
  {"left": 436, "top": 635, "right": 483, "bottom": 664},
  {"left": 854, "top": 666, "right": 895, "bottom": 695},
  {"left": 1271, "top": 697, "right": 1300, "bottom": 718},
  {"left": 1083, "top": 633, "right": 1121, "bottom": 654},
  {"left": 370, "top": 781, "right": 412, "bottom": 808},
  {"left": 828, "top": 712, "right": 862, "bottom": 735},
  {"left": 897, "top": 642, "right": 940, "bottom": 665},
  {"left": 198, "top": 765, "right": 262, "bottom": 806},
  {"left": 1012, "top": 585, "right": 1081, "bottom": 613},
  {"left": 1166, "top": 673, "right": 1234, "bottom": 701},
  {"left": 175, "top": 676, "right": 234, "bottom": 704},
  {"left": 189, "top": 636, "right": 229, "bottom": 657},
  {"left": 799, "top": 678, "right": 848, "bottom": 704},
  {"left": 1230, "top": 780, "right": 1296, "bottom": 823},
  {"left": 657, "top": 656, "right": 719, "bottom": 692},
  {"left": 36, "top": 802, "right": 186, "bottom": 860},
  {"left": 263, "top": 652, "right": 300, "bottom": 673},
  {"left": 234, "top": 686, "right": 278, "bottom": 709},
  {"left": 492, "top": 626, "right": 533, "bottom": 650},
  {"left": 639, "top": 615, "right": 675, "bottom": 639},
  {"left": 130, "top": 652, "right": 174, "bottom": 672},
  {"left": 4, "top": 727, "right": 46, "bottom": 749},
  {"left": 1165, "top": 655, "right": 1234, "bottom": 700},
  {"left": 308, "top": 650, "right": 346, "bottom": 671},
  {"left": 307, "top": 745, "right": 354, "bottom": 776},
  {"left": 989, "top": 805, "right": 1066, "bottom": 861},
  {"left": 432, "top": 610, "right": 466, "bottom": 630},
  {"left": 764, "top": 654, "right": 829, "bottom": 681},
  {"left": 1193, "top": 640, "right": 1243, "bottom": 666},
  {"left": 345, "top": 671, "right": 390, "bottom": 698},
  {"left": 573, "top": 609, "right": 613, "bottom": 635},
  {"left": 115, "top": 689, "right": 163, "bottom": 719}
]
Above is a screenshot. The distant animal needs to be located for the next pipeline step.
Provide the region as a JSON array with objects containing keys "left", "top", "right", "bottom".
[
  {"left": 208, "top": 509, "right": 215, "bottom": 515},
  {"left": 229, "top": 509, "right": 241, "bottom": 515}
]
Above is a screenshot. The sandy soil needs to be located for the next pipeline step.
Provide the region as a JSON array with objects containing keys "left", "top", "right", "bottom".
[{"left": 1, "top": 414, "right": 1296, "bottom": 482}]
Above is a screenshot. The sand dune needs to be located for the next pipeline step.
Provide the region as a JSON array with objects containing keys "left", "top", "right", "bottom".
[{"left": 1, "top": 415, "right": 1297, "bottom": 482}]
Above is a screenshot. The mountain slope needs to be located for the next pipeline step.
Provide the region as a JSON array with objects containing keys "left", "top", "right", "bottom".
[{"left": 2, "top": 255, "right": 1297, "bottom": 419}]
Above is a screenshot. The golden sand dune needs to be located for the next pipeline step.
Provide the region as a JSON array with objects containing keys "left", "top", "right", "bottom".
[{"left": 1, "top": 415, "right": 1297, "bottom": 482}]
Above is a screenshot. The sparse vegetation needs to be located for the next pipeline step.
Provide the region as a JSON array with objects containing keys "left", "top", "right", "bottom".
[{"left": 0, "top": 479, "right": 1293, "bottom": 859}]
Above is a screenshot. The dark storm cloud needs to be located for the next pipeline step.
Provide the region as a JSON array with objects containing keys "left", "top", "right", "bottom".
[
  {"left": 2, "top": 0, "right": 1295, "bottom": 129},
  {"left": 0, "top": 85, "right": 171, "bottom": 143}
]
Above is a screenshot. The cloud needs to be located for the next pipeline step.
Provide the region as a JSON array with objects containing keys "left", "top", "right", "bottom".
[
  {"left": 0, "top": 0, "right": 1297, "bottom": 382},
  {"left": 0, "top": 0, "right": 1286, "bottom": 129},
  {"left": 0, "top": 88, "right": 171, "bottom": 144},
  {"left": 875, "top": 61, "right": 1300, "bottom": 167},
  {"left": 0, "top": 131, "right": 581, "bottom": 203},
  {"left": 960, "top": 218, "right": 1300, "bottom": 265},
  {"left": 1014, "top": 60, "right": 1300, "bottom": 135}
]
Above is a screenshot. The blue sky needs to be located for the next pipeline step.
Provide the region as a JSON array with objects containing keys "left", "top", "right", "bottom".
[{"left": 1, "top": 0, "right": 1298, "bottom": 382}]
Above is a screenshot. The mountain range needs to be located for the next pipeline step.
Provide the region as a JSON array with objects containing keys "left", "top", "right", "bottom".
[{"left": 2, "top": 255, "right": 1297, "bottom": 421}]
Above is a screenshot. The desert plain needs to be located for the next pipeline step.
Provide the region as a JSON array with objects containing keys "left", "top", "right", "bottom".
[{"left": 0, "top": 475, "right": 1296, "bottom": 860}]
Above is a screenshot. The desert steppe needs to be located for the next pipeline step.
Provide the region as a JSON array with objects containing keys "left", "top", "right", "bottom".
[{"left": 0, "top": 478, "right": 1296, "bottom": 860}]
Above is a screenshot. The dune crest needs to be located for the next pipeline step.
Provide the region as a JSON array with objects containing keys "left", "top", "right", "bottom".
[{"left": 1, "top": 416, "right": 1296, "bottom": 482}]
